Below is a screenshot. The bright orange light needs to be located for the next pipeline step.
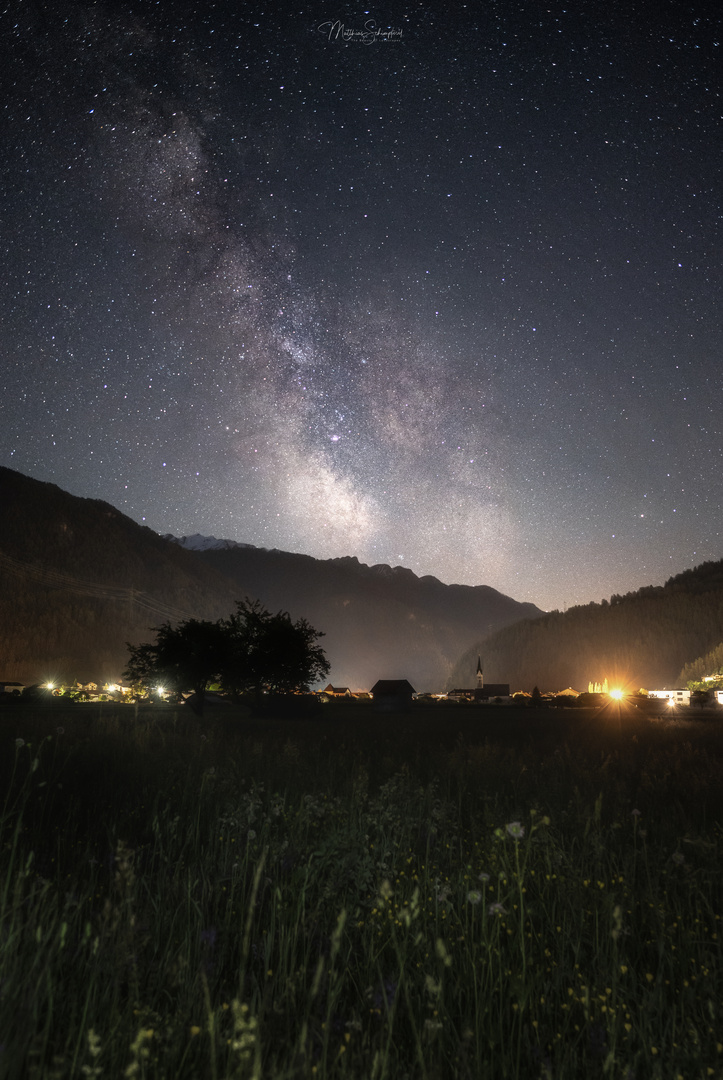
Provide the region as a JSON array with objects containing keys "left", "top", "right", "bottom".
[
  {"left": 609, "top": 688, "right": 624, "bottom": 700},
  {"left": 667, "top": 698, "right": 675, "bottom": 707}
]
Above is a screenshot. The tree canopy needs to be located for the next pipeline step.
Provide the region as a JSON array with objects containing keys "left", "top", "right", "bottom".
[
  {"left": 219, "top": 599, "right": 330, "bottom": 698},
  {"left": 124, "top": 599, "right": 330, "bottom": 713}
]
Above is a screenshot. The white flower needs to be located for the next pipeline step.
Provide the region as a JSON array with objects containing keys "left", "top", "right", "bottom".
[
  {"left": 247, "top": 830, "right": 257, "bottom": 841},
  {"left": 488, "top": 902, "right": 507, "bottom": 916},
  {"left": 505, "top": 821, "right": 525, "bottom": 840},
  {"left": 15, "top": 738, "right": 24, "bottom": 749},
  {"left": 478, "top": 871, "right": 491, "bottom": 883},
  {"left": 467, "top": 889, "right": 483, "bottom": 905},
  {"left": 424, "top": 1019, "right": 443, "bottom": 1032}
]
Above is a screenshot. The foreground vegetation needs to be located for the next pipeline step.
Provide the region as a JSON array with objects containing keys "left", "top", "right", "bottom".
[{"left": 1, "top": 702, "right": 722, "bottom": 1079}]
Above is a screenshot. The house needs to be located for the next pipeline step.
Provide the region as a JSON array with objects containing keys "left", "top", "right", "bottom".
[
  {"left": 323, "top": 684, "right": 353, "bottom": 697},
  {"left": 371, "top": 679, "right": 415, "bottom": 711},
  {"left": 0, "top": 681, "right": 25, "bottom": 696},
  {"left": 648, "top": 688, "right": 691, "bottom": 706}
]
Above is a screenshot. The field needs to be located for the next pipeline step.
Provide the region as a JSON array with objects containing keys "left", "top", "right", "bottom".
[{"left": 1, "top": 699, "right": 722, "bottom": 1079}]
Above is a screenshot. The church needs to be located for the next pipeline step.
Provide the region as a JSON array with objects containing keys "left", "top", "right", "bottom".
[{"left": 448, "top": 657, "right": 510, "bottom": 702}]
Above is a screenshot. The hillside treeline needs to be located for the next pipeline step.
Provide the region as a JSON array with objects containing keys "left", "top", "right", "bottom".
[
  {"left": 449, "top": 560, "right": 723, "bottom": 692},
  {"left": 679, "top": 641, "right": 723, "bottom": 686}
]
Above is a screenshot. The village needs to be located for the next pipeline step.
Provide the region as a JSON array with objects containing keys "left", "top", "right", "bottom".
[{"left": 2, "top": 655, "right": 721, "bottom": 710}]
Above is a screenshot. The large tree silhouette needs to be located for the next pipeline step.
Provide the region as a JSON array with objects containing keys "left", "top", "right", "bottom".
[
  {"left": 124, "top": 618, "right": 227, "bottom": 714},
  {"left": 125, "top": 599, "right": 329, "bottom": 714}
]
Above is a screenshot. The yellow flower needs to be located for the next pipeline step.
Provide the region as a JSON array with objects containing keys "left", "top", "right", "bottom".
[{"left": 190, "top": 1026, "right": 201, "bottom": 1037}]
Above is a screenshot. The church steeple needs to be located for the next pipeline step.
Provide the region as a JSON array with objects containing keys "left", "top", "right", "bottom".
[{"left": 476, "top": 656, "right": 484, "bottom": 689}]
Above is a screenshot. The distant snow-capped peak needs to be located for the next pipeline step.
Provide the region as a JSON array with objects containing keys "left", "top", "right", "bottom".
[{"left": 162, "top": 532, "right": 256, "bottom": 552}]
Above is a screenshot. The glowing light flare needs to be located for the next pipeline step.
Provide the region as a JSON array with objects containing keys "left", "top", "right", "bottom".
[{"left": 609, "top": 688, "right": 624, "bottom": 700}]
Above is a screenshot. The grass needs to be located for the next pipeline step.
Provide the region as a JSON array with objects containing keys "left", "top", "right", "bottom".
[{"left": 0, "top": 700, "right": 722, "bottom": 1078}]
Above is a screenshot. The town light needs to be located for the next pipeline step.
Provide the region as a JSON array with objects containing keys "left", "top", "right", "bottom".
[
  {"left": 46, "top": 682, "right": 55, "bottom": 690},
  {"left": 609, "top": 688, "right": 624, "bottom": 700}
]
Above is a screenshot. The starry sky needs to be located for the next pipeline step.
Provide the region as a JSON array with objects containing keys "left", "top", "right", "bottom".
[{"left": 2, "top": 1, "right": 721, "bottom": 610}]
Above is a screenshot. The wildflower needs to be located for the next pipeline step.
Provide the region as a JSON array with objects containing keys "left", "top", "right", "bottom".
[
  {"left": 488, "top": 902, "right": 507, "bottom": 916},
  {"left": 424, "top": 1019, "right": 443, "bottom": 1032},
  {"left": 190, "top": 1026, "right": 201, "bottom": 1037},
  {"left": 671, "top": 852, "right": 685, "bottom": 866},
  {"left": 505, "top": 821, "right": 525, "bottom": 840},
  {"left": 200, "top": 734, "right": 208, "bottom": 742},
  {"left": 80, "top": 1028, "right": 103, "bottom": 1078},
  {"left": 478, "top": 871, "right": 491, "bottom": 883},
  {"left": 467, "top": 890, "right": 483, "bottom": 905},
  {"left": 15, "top": 738, "right": 24, "bottom": 749},
  {"left": 56, "top": 726, "right": 65, "bottom": 735},
  {"left": 247, "top": 829, "right": 257, "bottom": 841},
  {"left": 228, "top": 1002, "right": 258, "bottom": 1063},
  {"left": 631, "top": 808, "right": 642, "bottom": 817}
]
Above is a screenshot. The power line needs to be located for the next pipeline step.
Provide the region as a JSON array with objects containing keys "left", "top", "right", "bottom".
[{"left": 0, "top": 549, "right": 197, "bottom": 624}]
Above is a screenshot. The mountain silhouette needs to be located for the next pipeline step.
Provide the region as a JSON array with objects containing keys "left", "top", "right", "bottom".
[{"left": 0, "top": 467, "right": 543, "bottom": 689}]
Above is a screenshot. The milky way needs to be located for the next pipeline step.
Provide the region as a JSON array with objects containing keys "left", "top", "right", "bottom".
[{"left": 1, "top": 2, "right": 721, "bottom": 609}]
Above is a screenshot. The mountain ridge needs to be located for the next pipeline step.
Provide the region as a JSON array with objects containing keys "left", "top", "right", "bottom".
[{"left": 0, "top": 467, "right": 543, "bottom": 689}]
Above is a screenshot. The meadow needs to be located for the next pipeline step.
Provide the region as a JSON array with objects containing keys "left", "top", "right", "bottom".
[{"left": 1, "top": 699, "right": 722, "bottom": 1079}]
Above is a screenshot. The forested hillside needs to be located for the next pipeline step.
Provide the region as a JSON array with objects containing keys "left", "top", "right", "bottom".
[
  {"left": 0, "top": 468, "right": 233, "bottom": 681},
  {"left": 679, "top": 642, "right": 723, "bottom": 686},
  {"left": 449, "top": 560, "right": 723, "bottom": 692}
]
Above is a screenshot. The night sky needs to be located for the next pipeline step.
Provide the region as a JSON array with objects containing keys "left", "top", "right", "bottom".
[{"left": 2, "top": 1, "right": 721, "bottom": 610}]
